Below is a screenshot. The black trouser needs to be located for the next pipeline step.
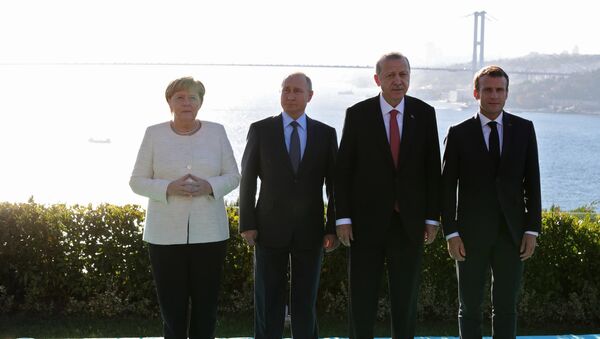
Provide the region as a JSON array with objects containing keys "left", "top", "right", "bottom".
[
  {"left": 348, "top": 212, "right": 424, "bottom": 339},
  {"left": 254, "top": 243, "right": 323, "bottom": 339},
  {"left": 148, "top": 240, "right": 227, "bottom": 339},
  {"left": 457, "top": 225, "right": 524, "bottom": 339}
]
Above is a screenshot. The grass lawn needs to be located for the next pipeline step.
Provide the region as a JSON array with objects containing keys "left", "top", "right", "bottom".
[{"left": 1, "top": 314, "right": 599, "bottom": 338}]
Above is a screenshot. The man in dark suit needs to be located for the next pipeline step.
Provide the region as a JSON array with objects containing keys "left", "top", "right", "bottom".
[
  {"left": 335, "top": 52, "right": 441, "bottom": 338},
  {"left": 239, "top": 72, "right": 338, "bottom": 339},
  {"left": 441, "top": 65, "right": 541, "bottom": 338}
]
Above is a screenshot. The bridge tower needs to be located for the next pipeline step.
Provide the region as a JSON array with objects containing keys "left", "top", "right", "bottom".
[{"left": 472, "top": 11, "right": 486, "bottom": 73}]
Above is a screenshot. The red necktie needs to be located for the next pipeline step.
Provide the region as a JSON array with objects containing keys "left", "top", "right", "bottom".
[{"left": 389, "top": 109, "right": 400, "bottom": 168}]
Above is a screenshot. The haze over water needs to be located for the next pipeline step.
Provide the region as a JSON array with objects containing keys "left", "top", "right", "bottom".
[{"left": 0, "top": 65, "right": 598, "bottom": 211}]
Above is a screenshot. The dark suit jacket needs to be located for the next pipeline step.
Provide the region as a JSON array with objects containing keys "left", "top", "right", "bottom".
[
  {"left": 239, "top": 114, "right": 337, "bottom": 249},
  {"left": 441, "top": 112, "right": 542, "bottom": 247},
  {"left": 335, "top": 95, "right": 441, "bottom": 245}
]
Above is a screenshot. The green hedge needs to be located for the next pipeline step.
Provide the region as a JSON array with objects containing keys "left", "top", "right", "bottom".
[{"left": 0, "top": 201, "right": 598, "bottom": 325}]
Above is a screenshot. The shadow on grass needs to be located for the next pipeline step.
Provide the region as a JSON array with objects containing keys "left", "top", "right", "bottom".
[{"left": 1, "top": 314, "right": 598, "bottom": 338}]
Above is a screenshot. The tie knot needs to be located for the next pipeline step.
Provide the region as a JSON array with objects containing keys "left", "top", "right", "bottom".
[
  {"left": 390, "top": 109, "right": 399, "bottom": 118},
  {"left": 290, "top": 121, "right": 299, "bottom": 128},
  {"left": 488, "top": 121, "right": 498, "bottom": 128}
]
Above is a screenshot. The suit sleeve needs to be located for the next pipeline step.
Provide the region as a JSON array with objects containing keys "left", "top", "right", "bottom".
[
  {"left": 524, "top": 121, "right": 542, "bottom": 233},
  {"left": 425, "top": 107, "right": 442, "bottom": 222},
  {"left": 334, "top": 108, "right": 358, "bottom": 221},
  {"left": 205, "top": 125, "right": 241, "bottom": 199},
  {"left": 129, "top": 127, "right": 170, "bottom": 204},
  {"left": 239, "top": 123, "right": 260, "bottom": 232},
  {"left": 324, "top": 127, "right": 338, "bottom": 234},
  {"left": 441, "top": 126, "right": 460, "bottom": 236}
]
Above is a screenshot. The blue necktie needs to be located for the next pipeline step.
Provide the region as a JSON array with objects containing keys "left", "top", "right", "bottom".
[{"left": 289, "top": 121, "right": 300, "bottom": 173}]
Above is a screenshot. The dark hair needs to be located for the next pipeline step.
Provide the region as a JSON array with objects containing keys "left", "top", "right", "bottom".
[
  {"left": 473, "top": 65, "right": 509, "bottom": 91},
  {"left": 376, "top": 52, "right": 411, "bottom": 75}
]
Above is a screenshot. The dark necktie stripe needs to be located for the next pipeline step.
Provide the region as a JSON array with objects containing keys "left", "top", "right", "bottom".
[
  {"left": 488, "top": 121, "right": 500, "bottom": 171},
  {"left": 289, "top": 121, "right": 301, "bottom": 174}
]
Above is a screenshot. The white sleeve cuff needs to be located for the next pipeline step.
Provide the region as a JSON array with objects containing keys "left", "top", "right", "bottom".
[
  {"left": 336, "top": 218, "right": 352, "bottom": 226},
  {"left": 445, "top": 232, "right": 460, "bottom": 240}
]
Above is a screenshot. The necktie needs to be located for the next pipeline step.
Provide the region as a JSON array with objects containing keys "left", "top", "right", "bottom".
[
  {"left": 289, "top": 121, "right": 301, "bottom": 173},
  {"left": 488, "top": 121, "right": 500, "bottom": 170},
  {"left": 389, "top": 110, "right": 400, "bottom": 168}
]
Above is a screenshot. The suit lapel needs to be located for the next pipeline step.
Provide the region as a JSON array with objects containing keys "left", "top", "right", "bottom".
[
  {"left": 499, "top": 111, "right": 514, "bottom": 173},
  {"left": 297, "top": 116, "right": 317, "bottom": 175},
  {"left": 470, "top": 114, "right": 496, "bottom": 171},
  {"left": 398, "top": 98, "right": 415, "bottom": 169},
  {"left": 272, "top": 114, "right": 295, "bottom": 174},
  {"left": 367, "top": 97, "right": 396, "bottom": 168},
  {"left": 472, "top": 114, "right": 488, "bottom": 154}
]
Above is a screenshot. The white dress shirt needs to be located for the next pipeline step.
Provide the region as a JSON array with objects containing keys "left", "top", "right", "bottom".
[{"left": 479, "top": 111, "right": 504, "bottom": 153}]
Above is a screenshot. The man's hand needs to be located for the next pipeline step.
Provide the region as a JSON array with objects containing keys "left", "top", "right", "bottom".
[
  {"left": 520, "top": 233, "right": 537, "bottom": 261},
  {"left": 447, "top": 236, "right": 466, "bottom": 261},
  {"left": 424, "top": 224, "right": 439, "bottom": 245},
  {"left": 323, "top": 234, "right": 339, "bottom": 252},
  {"left": 241, "top": 230, "right": 258, "bottom": 246},
  {"left": 336, "top": 224, "right": 353, "bottom": 247}
]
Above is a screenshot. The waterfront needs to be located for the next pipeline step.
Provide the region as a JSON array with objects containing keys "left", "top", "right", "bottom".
[{"left": 0, "top": 65, "right": 598, "bottom": 210}]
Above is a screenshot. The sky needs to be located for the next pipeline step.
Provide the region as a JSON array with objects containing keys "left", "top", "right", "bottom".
[
  {"left": 1, "top": 0, "right": 599, "bottom": 67},
  {"left": 1, "top": 0, "right": 600, "bottom": 207}
]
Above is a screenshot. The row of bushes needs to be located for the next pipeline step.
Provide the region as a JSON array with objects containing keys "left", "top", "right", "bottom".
[{"left": 0, "top": 201, "right": 598, "bottom": 325}]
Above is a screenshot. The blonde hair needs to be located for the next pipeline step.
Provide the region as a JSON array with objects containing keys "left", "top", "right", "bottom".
[{"left": 165, "top": 77, "right": 206, "bottom": 102}]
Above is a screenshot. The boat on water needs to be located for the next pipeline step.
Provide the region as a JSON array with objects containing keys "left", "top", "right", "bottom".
[{"left": 88, "top": 138, "right": 111, "bottom": 144}]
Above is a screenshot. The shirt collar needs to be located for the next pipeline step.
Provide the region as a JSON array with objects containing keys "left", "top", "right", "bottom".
[
  {"left": 379, "top": 94, "right": 405, "bottom": 116},
  {"left": 282, "top": 111, "right": 307, "bottom": 130},
  {"left": 478, "top": 111, "right": 504, "bottom": 128}
]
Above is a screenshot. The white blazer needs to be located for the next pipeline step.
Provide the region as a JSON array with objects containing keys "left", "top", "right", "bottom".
[{"left": 130, "top": 121, "right": 240, "bottom": 245}]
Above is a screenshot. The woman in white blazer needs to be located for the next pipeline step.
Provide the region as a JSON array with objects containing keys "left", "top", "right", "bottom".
[{"left": 130, "top": 77, "right": 240, "bottom": 338}]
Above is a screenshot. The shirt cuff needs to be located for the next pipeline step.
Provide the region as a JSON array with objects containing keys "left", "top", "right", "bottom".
[
  {"left": 425, "top": 219, "right": 440, "bottom": 226},
  {"left": 336, "top": 218, "right": 352, "bottom": 226},
  {"left": 525, "top": 231, "right": 539, "bottom": 237},
  {"left": 445, "top": 232, "right": 460, "bottom": 240}
]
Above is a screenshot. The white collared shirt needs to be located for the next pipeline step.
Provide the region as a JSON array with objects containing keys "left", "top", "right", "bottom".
[
  {"left": 282, "top": 111, "right": 307, "bottom": 159},
  {"left": 379, "top": 94, "right": 405, "bottom": 143},
  {"left": 479, "top": 111, "right": 504, "bottom": 153}
]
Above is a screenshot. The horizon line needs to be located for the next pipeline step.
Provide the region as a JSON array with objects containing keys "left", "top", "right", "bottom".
[{"left": 0, "top": 61, "right": 576, "bottom": 75}]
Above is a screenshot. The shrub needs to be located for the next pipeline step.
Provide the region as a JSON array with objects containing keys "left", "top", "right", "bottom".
[{"left": 0, "top": 201, "right": 598, "bottom": 325}]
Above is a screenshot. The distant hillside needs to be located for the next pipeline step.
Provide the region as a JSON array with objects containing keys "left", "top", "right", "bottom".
[
  {"left": 410, "top": 53, "right": 600, "bottom": 114},
  {"left": 462, "top": 53, "right": 600, "bottom": 74},
  {"left": 511, "top": 68, "right": 600, "bottom": 113}
]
